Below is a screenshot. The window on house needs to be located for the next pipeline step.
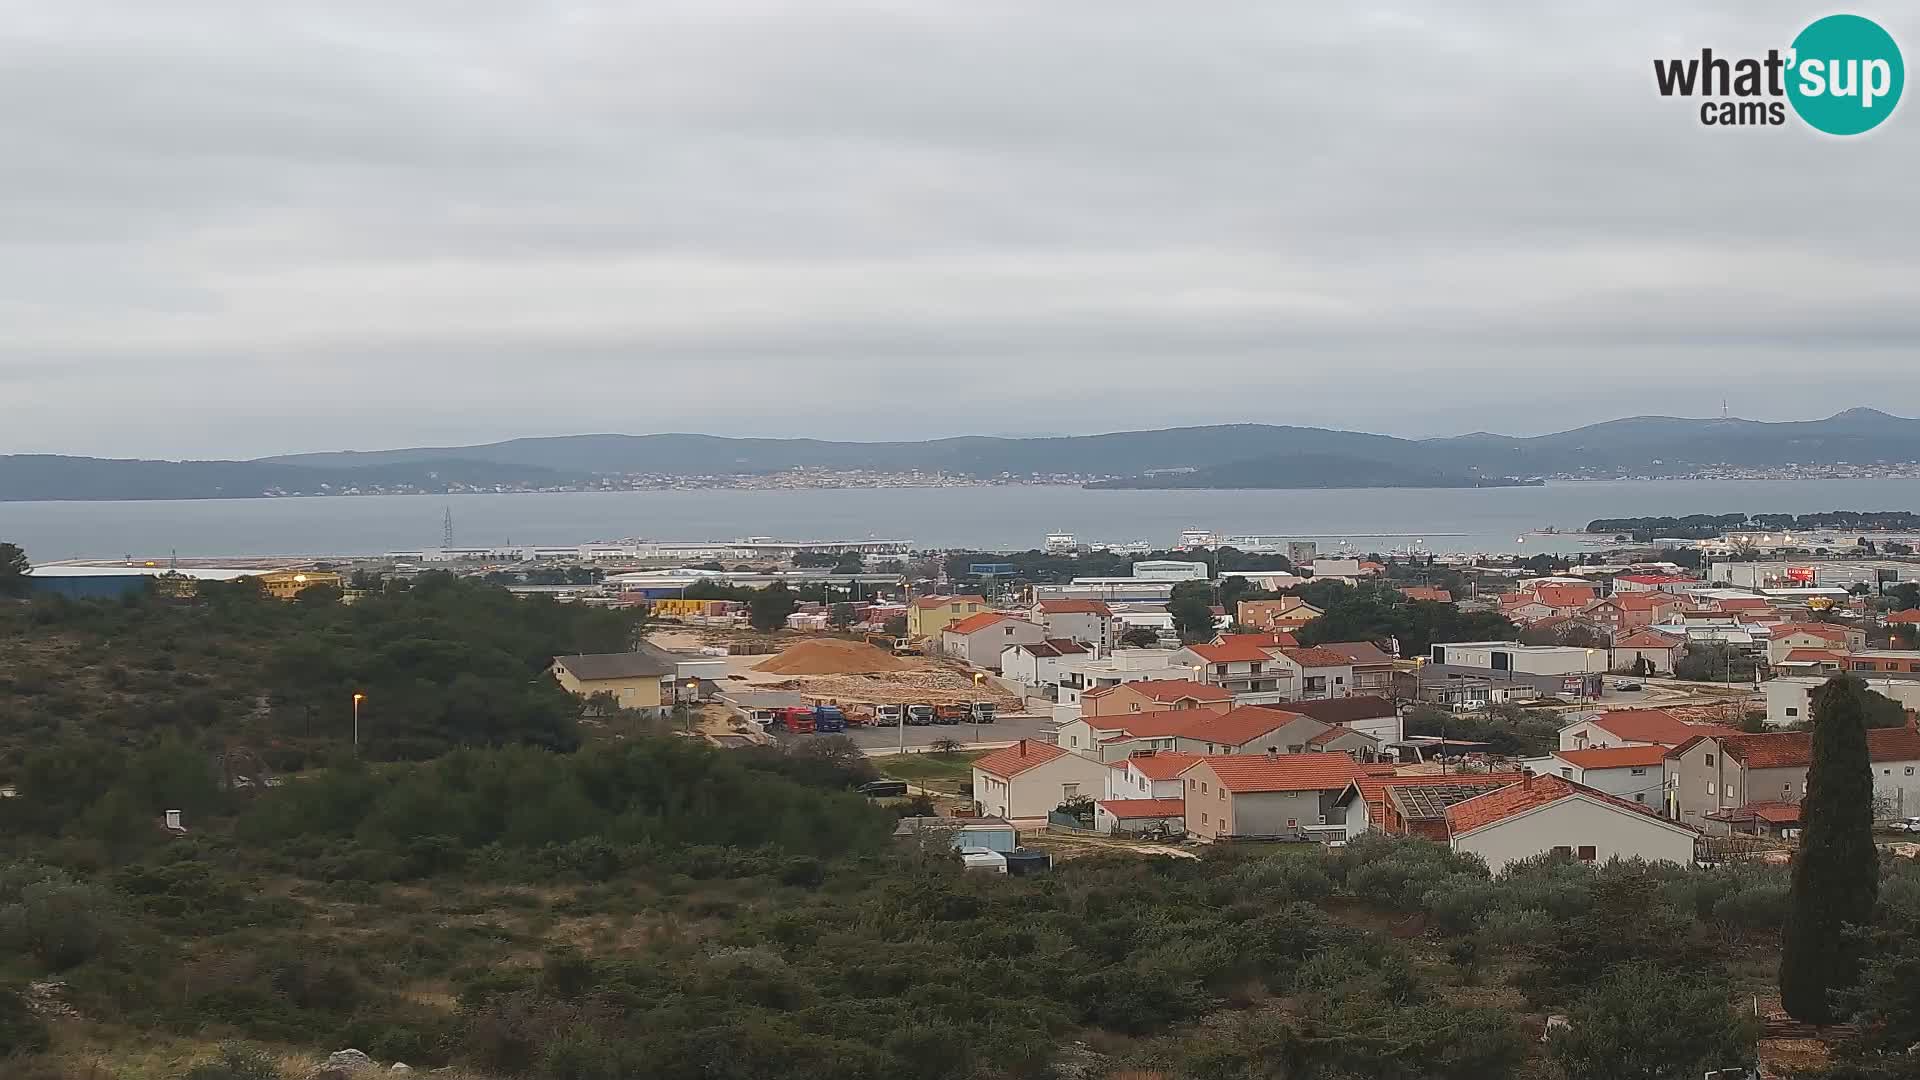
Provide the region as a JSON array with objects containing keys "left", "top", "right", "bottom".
[
  {"left": 1705, "top": 754, "right": 1715, "bottom": 766},
  {"left": 1559, "top": 767, "right": 1572, "bottom": 778},
  {"left": 1706, "top": 782, "right": 1715, "bottom": 795},
  {"left": 1577, "top": 846, "right": 1597, "bottom": 862},
  {"left": 1069, "top": 736, "right": 1078, "bottom": 747},
  {"left": 1630, "top": 767, "right": 1646, "bottom": 776},
  {"left": 1063, "top": 784, "right": 1078, "bottom": 798},
  {"left": 1635, "top": 793, "right": 1646, "bottom": 803},
  {"left": 1201, "top": 782, "right": 1208, "bottom": 794},
  {"left": 1552, "top": 845, "right": 1572, "bottom": 857},
  {"left": 1786, "top": 707, "right": 1799, "bottom": 717},
  {"left": 1201, "top": 812, "right": 1209, "bottom": 825}
]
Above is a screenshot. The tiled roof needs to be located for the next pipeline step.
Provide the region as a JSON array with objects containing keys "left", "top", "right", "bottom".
[
  {"left": 1715, "top": 725, "right": 1920, "bottom": 770},
  {"left": 972, "top": 739, "right": 1069, "bottom": 779},
  {"left": 1712, "top": 597, "right": 1773, "bottom": 611},
  {"left": 1189, "top": 753, "right": 1360, "bottom": 793},
  {"left": 1279, "top": 646, "right": 1356, "bottom": 668},
  {"left": 1187, "top": 639, "right": 1285, "bottom": 663},
  {"left": 1445, "top": 773, "right": 1689, "bottom": 836},
  {"left": 1772, "top": 622, "right": 1851, "bottom": 640},
  {"left": 554, "top": 649, "right": 677, "bottom": 680},
  {"left": 1308, "top": 727, "right": 1375, "bottom": 747},
  {"left": 1184, "top": 707, "right": 1310, "bottom": 747},
  {"left": 1089, "top": 712, "right": 1208, "bottom": 739},
  {"left": 946, "top": 612, "right": 1035, "bottom": 635},
  {"left": 1609, "top": 591, "right": 1683, "bottom": 611},
  {"left": 1313, "top": 641, "right": 1396, "bottom": 665},
  {"left": 1781, "top": 648, "right": 1846, "bottom": 663},
  {"left": 1087, "top": 678, "right": 1232, "bottom": 703},
  {"left": 1096, "top": 798, "right": 1187, "bottom": 819},
  {"left": 1399, "top": 587, "right": 1453, "bottom": 603},
  {"left": 1274, "top": 695, "right": 1398, "bottom": 725},
  {"left": 1532, "top": 585, "right": 1598, "bottom": 608},
  {"left": 1586, "top": 709, "right": 1739, "bottom": 746},
  {"left": 1614, "top": 631, "right": 1683, "bottom": 649},
  {"left": 1707, "top": 801, "right": 1801, "bottom": 825},
  {"left": 1037, "top": 599, "right": 1113, "bottom": 616},
  {"left": 1013, "top": 639, "right": 1088, "bottom": 658},
  {"left": 1887, "top": 610, "right": 1920, "bottom": 625},
  {"left": 1121, "top": 751, "right": 1206, "bottom": 779},
  {"left": 1553, "top": 745, "right": 1670, "bottom": 769},
  {"left": 913, "top": 594, "right": 986, "bottom": 609},
  {"left": 1345, "top": 772, "right": 1524, "bottom": 835},
  {"left": 1218, "top": 631, "right": 1299, "bottom": 648}
]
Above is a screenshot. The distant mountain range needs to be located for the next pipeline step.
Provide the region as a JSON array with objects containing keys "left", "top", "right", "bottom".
[{"left": 4, "top": 409, "right": 1919, "bottom": 501}]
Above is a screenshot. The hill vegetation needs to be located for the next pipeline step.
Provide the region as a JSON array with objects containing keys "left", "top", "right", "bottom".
[{"left": 9, "top": 408, "right": 1920, "bottom": 499}]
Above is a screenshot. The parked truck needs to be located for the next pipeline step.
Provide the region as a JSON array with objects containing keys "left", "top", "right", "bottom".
[
  {"left": 813, "top": 705, "right": 848, "bottom": 733},
  {"left": 770, "top": 704, "right": 846, "bottom": 734},
  {"left": 906, "top": 704, "right": 937, "bottom": 726},
  {"left": 970, "top": 702, "right": 997, "bottom": 724}
]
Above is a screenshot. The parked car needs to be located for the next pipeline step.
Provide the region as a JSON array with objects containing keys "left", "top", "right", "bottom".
[
  {"left": 1895, "top": 817, "right": 1920, "bottom": 833},
  {"left": 1611, "top": 680, "right": 1644, "bottom": 691},
  {"left": 858, "top": 780, "right": 909, "bottom": 798},
  {"left": 906, "top": 704, "right": 937, "bottom": 726}
]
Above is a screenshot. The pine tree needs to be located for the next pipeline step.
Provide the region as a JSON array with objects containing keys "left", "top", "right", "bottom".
[{"left": 1779, "top": 675, "right": 1880, "bottom": 1023}]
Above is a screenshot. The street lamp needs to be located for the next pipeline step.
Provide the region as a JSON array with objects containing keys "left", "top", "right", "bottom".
[
  {"left": 351, "top": 692, "right": 365, "bottom": 756},
  {"left": 683, "top": 678, "right": 699, "bottom": 733},
  {"left": 972, "top": 672, "right": 985, "bottom": 743}
]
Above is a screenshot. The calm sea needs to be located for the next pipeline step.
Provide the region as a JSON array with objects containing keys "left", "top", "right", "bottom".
[{"left": 4, "top": 478, "right": 1920, "bottom": 561}]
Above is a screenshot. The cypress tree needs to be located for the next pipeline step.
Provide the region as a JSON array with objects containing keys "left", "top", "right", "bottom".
[{"left": 1779, "top": 675, "right": 1880, "bottom": 1023}]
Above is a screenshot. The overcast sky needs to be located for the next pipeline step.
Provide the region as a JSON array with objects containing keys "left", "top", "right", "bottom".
[{"left": 3, "top": 1, "right": 1917, "bottom": 459}]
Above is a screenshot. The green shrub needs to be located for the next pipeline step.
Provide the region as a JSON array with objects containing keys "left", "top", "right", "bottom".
[
  {"left": 182, "top": 1042, "right": 282, "bottom": 1080},
  {"left": 0, "top": 869, "right": 123, "bottom": 971}
]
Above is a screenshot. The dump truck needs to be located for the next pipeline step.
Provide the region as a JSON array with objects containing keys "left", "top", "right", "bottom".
[
  {"left": 970, "top": 702, "right": 997, "bottom": 724},
  {"left": 813, "top": 705, "right": 848, "bottom": 733},
  {"left": 906, "top": 704, "right": 937, "bottom": 726}
]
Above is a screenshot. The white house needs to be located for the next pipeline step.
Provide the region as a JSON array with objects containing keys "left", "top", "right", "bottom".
[
  {"left": 1430, "top": 641, "right": 1607, "bottom": 676},
  {"left": 1557, "top": 709, "right": 1739, "bottom": 752},
  {"left": 1516, "top": 745, "right": 1668, "bottom": 807},
  {"left": 1766, "top": 675, "right": 1920, "bottom": 728},
  {"left": 1270, "top": 647, "right": 1356, "bottom": 700},
  {"left": 971, "top": 740, "right": 1114, "bottom": 819},
  {"left": 1286, "top": 696, "right": 1404, "bottom": 743},
  {"left": 1174, "top": 636, "right": 1294, "bottom": 704},
  {"left": 999, "top": 639, "right": 1090, "bottom": 690},
  {"left": 1053, "top": 649, "right": 1192, "bottom": 707},
  {"left": 1103, "top": 750, "right": 1205, "bottom": 800},
  {"left": 1093, "top": 798, "right": 1186, "bottom": 835},
  {"left": 1444, "top": 774, "right": 1699, "bottom": 874},
  {"left": 1031, "top": 599, "right": 1116, "bottom": 651},
  {"left": 940, "top": 613, "right": 1046, "bottom": 670}
]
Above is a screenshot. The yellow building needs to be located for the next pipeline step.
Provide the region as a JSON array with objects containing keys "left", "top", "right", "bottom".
[
  {"left": 906, "top": 594, "right": 988, "bottom": 640},
  {"left": 550, "top": 648, "right": 679, "bottom": 718},
  {"left": 257, "top": 570, "right": 344, "bottom": 600}
]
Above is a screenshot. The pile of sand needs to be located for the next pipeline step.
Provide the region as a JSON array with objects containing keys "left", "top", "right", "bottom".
[{"left": 752, "top": 639, "right": 912, "bottom": 676}]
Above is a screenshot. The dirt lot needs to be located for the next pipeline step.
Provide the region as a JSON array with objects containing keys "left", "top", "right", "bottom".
[{"left": 650, "top": 629, "right": 1021, "bottom": 711}]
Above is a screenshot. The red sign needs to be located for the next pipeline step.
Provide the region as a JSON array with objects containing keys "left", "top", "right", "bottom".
[{"left": 1787, "top": 566, "right": 1816, "bottom": 583}]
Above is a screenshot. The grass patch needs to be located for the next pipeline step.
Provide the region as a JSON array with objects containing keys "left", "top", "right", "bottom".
[{"left": 871, "top": 750, "right": 984, "bottom": 790}]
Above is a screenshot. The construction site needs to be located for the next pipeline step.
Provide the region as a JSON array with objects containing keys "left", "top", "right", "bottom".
[{"left": 649, "top": 629, "right": 1024, "bottom": 715}]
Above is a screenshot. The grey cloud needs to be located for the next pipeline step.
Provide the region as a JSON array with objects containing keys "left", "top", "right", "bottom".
[{"left": 1, "top": 0, "right": 1916, "bottom": 456}]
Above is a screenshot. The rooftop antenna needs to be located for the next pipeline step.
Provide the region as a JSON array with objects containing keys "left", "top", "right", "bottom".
[
  {"left": 1722, "top": 398, "right": 1728, "bottom": 419},
  {"left": 442, "top": 507, "right": 455, "bottom": 549}
]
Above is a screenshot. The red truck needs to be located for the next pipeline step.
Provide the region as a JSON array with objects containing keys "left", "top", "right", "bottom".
[{"left": 772, "top": 706, "right": 816, "bottom": 734}]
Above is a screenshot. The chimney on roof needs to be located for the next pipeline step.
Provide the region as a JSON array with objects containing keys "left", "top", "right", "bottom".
[
  {"left": 1266, "top": 748, "right": 1278, "bottom": 761},
  {"left": 1019, "top": 740, "right": 1027, "bottom": 757},
  {"left": 1522, "top": 771, "right": 1534, "bottom": 789}
]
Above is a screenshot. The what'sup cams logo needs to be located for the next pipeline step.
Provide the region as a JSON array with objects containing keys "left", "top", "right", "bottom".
[{"left": 1654, "top": 13, "right": 1903, "bottom": 134}]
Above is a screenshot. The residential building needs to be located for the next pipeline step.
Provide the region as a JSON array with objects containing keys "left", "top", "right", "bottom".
[
  {"left": 907, "top": 595, "right": 988, "bottom": 639},
  {"left": 1308, "top": 725, "right": 1383, "bottom": 759},
  {"left": 1765, "top": 622, "right": 1865, "bottom": 664},
  {"left": 1394, "top": 663, "right": 1596, "bottom": 707},
  {"left": 1665, "top": 725, "right": 1920, "bottom": 827},
  {"left": 1312, "top": 641, "right": 1397, "bottom": 695},
  {"left": 1104, "top": 750, "right": 1206, "bottom": 801},
  {"left": 1775, "top": 649, "right": 1848, "bottom": 676},
  {"left": 1180, "top": 753, "right": 1360, "bottom": 841},
  {"left": 1847, "top": 649, "right": 1920, "bottom": 675},
  {"left": 940, "top": 613, "right": 1046, "bottom": 669},
  {"left": 1445, "top": 773, "right": 1700, "bottom": 873},
  {"left": 1611, "top": 631, "right": 1686, "bottom": 674},
  {"left": 1399, "top": 586, "right": 1453, "bottom": 603},
  {"left": 971, "top": 740, "right": 1114, "bottom": 819},
  {"left": 1558, "top": 709, "right": 1740, "bottom": 752},
  {"left": 1237, "top": 597, "right": 1323, "bottom": 633},
  {"left": 1079, "top": 679, "right": 1233, "bottom": 720},
  {"left": 1309, "top": 558, "right": 1364, "bottom": 578},
  {"left": 1336, "top": 771, "right": 1525, "bottom": 839},
  {"left": 1518, "top": 745, "right": 1668, "bottom": 807},
  {"left": 550, "top": 648, "right": 679, "bottom": 717},
  {"left": 1174, "top": 636, "right": 1295, "bottom": 703},
  {"left": 1582, "top": 592, "right": 1685, "bottom": 636},
  {"left": 1278, "top": 695, "right": 1404, "bottom": 743},
  {"left": 1430, "top": 641, "right": 1607, "bottom": 676},
  {"left": 1031, "top": 599, "right": 1116, "bottom": 651},
  {"left": 1271, "top": 646, "right": 1356, "bottom": 700},
  {"left": 1765, "top": 675, "right": 1920, "bottom": 728},
  {"left": 1886, "top": 609, "right": 1920, "bottom": 628},
  {"left": 1176, "top": 707, "right": 1329, "bottom": 756},
  {"left": 1612, "top": 574, "right": 1697, "bottom": 593},
  {"left": 1094, "top": 798, "right": 1187, "bottom": 836},
  {"left": 999, "top": 639, "right": 1090, "bottom": 690},
  {"left": 1053, "top": 649, "right": 1192, "bottom": 707}
]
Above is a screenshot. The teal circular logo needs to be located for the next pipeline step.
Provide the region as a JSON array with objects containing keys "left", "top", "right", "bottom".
[{"left": 1787, "top": 14, "right": 1903, "bottom": 135}]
